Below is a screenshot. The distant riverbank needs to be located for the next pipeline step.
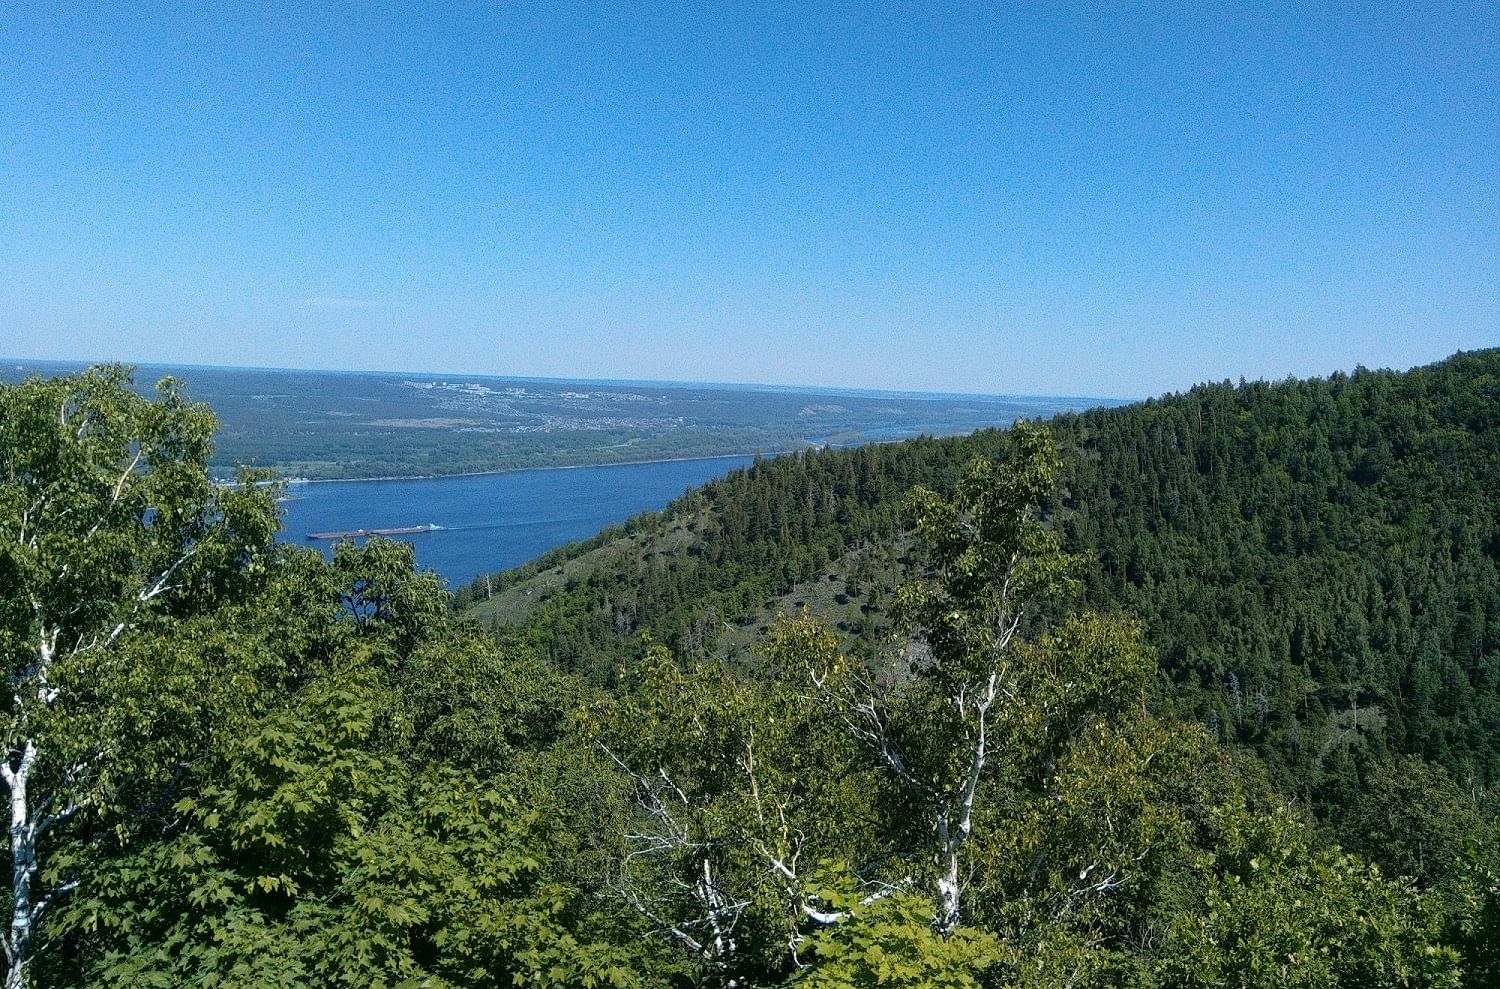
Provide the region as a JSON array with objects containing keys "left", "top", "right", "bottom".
[{"left": 277, "top": 450, "right": 792, "bottom": 487}]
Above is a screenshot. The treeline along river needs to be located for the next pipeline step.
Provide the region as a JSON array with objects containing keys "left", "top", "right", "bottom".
[{"left": 277, "top": 455, "right": 754, "bottom": 584}]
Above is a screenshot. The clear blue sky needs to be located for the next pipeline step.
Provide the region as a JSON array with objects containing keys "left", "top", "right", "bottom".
[{"left": 2, "top": 4, "right": 1495, "bottom": 398}]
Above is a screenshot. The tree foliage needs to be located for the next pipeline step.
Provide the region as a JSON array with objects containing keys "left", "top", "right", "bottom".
[{"left": 2, "top": 360, "right": 1494, "bottom": 986}]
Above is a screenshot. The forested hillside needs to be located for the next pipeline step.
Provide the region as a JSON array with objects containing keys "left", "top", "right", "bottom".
[
  {"left": 470, "top": 350, "right": 1500, "bottom": 857},
  {"left": 4, "top": 361, "right": 1498, "bottom": 988},
  {"left": 1054, "top": 351, "right": 1500, "bottom": 819}
]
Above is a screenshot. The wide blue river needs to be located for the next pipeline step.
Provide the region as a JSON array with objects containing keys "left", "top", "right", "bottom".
[{"left": 277, "top": 455, "right": 753, "bottom": 587}]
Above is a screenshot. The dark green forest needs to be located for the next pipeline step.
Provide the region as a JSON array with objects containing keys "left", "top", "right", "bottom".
[
  {"left": 2, "top": 356, "right": 1498, "bottom": 987},
  {"left": 471, "top": 350, "right": 1500, "bottom": 807}
]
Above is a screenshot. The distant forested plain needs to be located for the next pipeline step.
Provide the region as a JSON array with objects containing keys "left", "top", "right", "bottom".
[{"left": 0, "top": 360, "right": 1114, "bottom": 480}]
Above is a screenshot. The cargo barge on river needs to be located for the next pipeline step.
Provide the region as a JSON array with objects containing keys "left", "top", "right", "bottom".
[{"left": 305, "top": 523, "right": 442, "bottom": 541}]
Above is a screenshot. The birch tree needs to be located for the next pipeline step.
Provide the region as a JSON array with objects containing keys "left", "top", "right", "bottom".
[
  {"left": 0, "top": 366, "right": 277, "bottom": 988},
  {"left": 592, "top": 636, "right": 878, "bottom": 985},
  {"left": 807, "top": 421, "right": 1080, "bottom": 935}
]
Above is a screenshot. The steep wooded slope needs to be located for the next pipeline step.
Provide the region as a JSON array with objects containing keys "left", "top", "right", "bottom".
[{"left": 469, "top": 350, "right": 1500, "bottom": 796}]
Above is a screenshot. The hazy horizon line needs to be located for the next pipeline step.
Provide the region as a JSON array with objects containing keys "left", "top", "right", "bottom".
[{"left": 2, "top": 354, "right": 1139, "bottom": 406}]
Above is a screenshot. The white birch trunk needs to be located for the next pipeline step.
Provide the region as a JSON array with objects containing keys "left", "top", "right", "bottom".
[
  {"left": 3, "top": 743, "right": 35, "bottom": 989},
  {"left": 935, "top": 810, "right": 961, "bottom": 935}
]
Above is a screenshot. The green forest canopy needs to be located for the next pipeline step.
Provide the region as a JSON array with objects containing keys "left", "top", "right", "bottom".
[
  {"left": 471, "top": 350, "right": 1500, "bottom": 810},
  {"left": 1, "top": 354, "right": 1497, "bottom": 987}
]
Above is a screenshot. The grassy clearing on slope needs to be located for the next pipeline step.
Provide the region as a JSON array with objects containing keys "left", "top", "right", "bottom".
[{"left": 467, "top": 514, "right": 705, "bottom": 626}]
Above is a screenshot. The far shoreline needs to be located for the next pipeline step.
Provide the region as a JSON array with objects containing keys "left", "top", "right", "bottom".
[
  {"left": 224, "top": 414, "right": 1085, "bottom": 489},
  {"left": 240, "top": 421, "right": 1039, "bottom": 487},
  {"left": 272, "top": 449, "right": 789, "bottom": 487}
]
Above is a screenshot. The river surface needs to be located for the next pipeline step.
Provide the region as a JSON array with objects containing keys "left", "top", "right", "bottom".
[{"left": 277, "top": 455, "right": 753, "bottom": 586}]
